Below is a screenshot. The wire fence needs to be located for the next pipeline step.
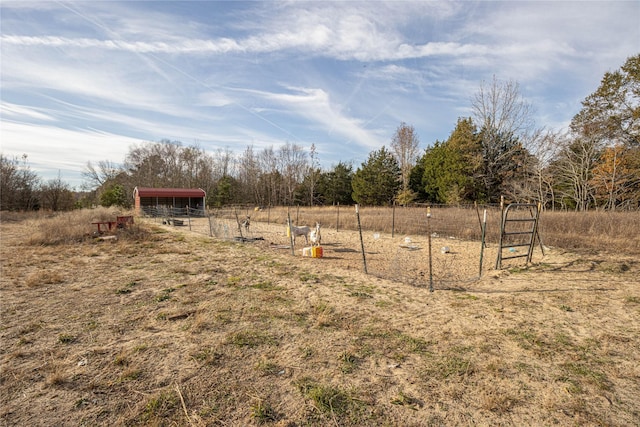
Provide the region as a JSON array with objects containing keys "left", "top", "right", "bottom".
[{"left": 139, "top": 203, "right": 545, "bottom": 289}]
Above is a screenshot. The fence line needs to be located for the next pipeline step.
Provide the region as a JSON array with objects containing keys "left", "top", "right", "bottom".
[{"left": 140, "top": 204, "right": 543, "bottom": 289}]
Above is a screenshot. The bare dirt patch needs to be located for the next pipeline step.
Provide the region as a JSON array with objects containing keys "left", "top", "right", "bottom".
[{"left": 1, "top": 215, "right": 639, "bottom": 426}]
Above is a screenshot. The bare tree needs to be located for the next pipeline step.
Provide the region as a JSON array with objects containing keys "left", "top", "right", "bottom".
[
  {"left": 82, "top": 160, "right": 122, "bottom": 190},
  {"left": 553, "top": 136, "right": 600, "bottom": 211},
  {"left": 40, "top": 173, "right": 75, "bottom": 211},
  {"left": 308, "top": 144, "right": 319, "bottom": 206},
  {"left": 528, "top": 129, "right": 566, "bottom": 210},
  {"left": 390, "top": 122, "right": 420, "bottom": 195},
  {"left": 258, "top": 146, "right": 280, "bottom": 207},
  {"left": 238, "top": 145, "right": 261, "bottom": 206},
  {"left": 278, "top": 142, "right": 307, "bottom": 206},
  {"left": 0, "top": 154, "right": 41, "bottom": 211},
  {"left": 471, "top": 76, "right": 538, "bottom": 202}
]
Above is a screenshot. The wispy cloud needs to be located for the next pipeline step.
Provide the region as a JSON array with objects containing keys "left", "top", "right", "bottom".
[
  {"left": 1, "top": 102, "right": 56, "bottom": 122},
  {"left": 1, "top": 0, "right": 638, "bottom": 188},
  {"left": 1, "top": 120, "right": 141, "bottom": 186}
]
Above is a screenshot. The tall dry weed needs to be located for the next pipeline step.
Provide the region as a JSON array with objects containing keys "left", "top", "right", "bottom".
[
  {"left": 538, "top": 210, "right": 640, "bottom": 254},
  {"left": 21, "top": 208, "right": 138, "bottom": 245}
]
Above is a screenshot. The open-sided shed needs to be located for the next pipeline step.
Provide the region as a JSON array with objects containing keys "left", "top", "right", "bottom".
[{"left": 133, "top": 187, "right": 206, "bottom": 216}]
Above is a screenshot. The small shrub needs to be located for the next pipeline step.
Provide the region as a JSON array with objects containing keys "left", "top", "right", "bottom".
[
  {"left": 251, "top": 400, "right": 277, "bottom": 424},
  {"left": 226, "top": 276, "right": 243, "bottom": 286},
  {"left": 226, "top": 330, "right": 278, "bottom": 348},
  {"left": 255, "top": 358, "right": 282, "bottom": 376},
  {"left": 143, "top": 391, "right": 178, "bottom": 421},
  {"left": 295, "top": 378, "right": 351, "bottom": 415},
  {"left": 45, "top": 369, "right": 66, "bottom": 387},
  {"left": 113, "top": 352, "right": 129, "bottom": 366},
  {"left": 119, "top": 367, "right": 142, "bottom": 381},
  {"left": 299, "top": 272, "right": 320, "bottom": 283},
  {"left": 397, "top": 333, "right": 432, "bottom": 354},
  {"left": 339, "top": 351, "right": 359, "bottom": 374},
  {"left": 391, "top": 391, "right": 422, "bottom": 410},
  {"left": 26, "top": 271, "right": 65, "bottom": 287},
  {"left": 192, "top": 347, "right": 222, "bottom": 365},
  {"left": 58, "top": 334, "right": 76, "bottom": 344},
  {"left": 116, "top": 281, "right": 138, "bottom": 294},
  {"left": 155, "top": 288, "right": 175, "bottom": 302}
]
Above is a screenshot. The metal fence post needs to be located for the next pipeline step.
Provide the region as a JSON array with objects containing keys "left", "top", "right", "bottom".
[{"left": 356, "top": 204, "right": 368, "bottom": 274}]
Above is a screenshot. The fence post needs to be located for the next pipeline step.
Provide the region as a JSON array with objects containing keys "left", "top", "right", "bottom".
[
  {"left": 287, "top": 210, "right": 295, "bottom": 256},
  {"left": 392, "top": 200, "right": 396, "bottom": 238},
  {"left": 336, "top": 203, "right": 340, "bottom": 233},
  {"left": 495, "top": 196, "right": 506, "bottom": 269},
  {"left": 479, "top": 209, "right": 487, "bottom": 278},
  {"left": 427, "top": 206, "right": 433, "bottom": 292},
  {"left": 235, "top": 209, "right": 243, "bottom": 240},
  {"left": 356, "top": 204, "right": 367, "bottom": 274},
  {"left": 207, "top": 209, "right": 213, "bottom": 237}
]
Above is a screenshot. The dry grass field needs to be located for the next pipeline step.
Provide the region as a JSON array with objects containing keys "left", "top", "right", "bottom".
[{"left": 1, "top": 208, "right": 639, "bottom": 426}]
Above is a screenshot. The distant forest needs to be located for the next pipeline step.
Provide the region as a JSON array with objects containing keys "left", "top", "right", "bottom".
[{"left": 2, "top": 55, "right": 638, "bottom": 212}]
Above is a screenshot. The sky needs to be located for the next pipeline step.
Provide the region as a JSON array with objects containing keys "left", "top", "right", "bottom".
[{"left": 1, "top": 1, "right": 639, "bottom": 189}]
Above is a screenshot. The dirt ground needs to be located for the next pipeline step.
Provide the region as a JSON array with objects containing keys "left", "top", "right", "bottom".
[
  {"left": 1, "top": 216, "right": 639, "bottom": 426},
  {"left": 177, "top": 216, "right": 545, "bottom": 287}
]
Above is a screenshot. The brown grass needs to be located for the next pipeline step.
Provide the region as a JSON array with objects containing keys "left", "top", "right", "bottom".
[
  {"left": 1, "top": 210, "right": 639, "bottom": 426},
  {"left": 228, "top": 205, "right": 640, "bottom": 255}
]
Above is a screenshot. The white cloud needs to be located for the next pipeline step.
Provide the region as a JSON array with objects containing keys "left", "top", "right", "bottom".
[
  {"left": 1, "top": 0, "right": 638, "bottom": 188},
  {"left": 247, "top": 85, "right": 384, "bottom": 151},
  {"left": 0, "top": 102, "right": 56, "bottom": 122},
  {"left": 1, "top": 120, "right": 141, "bottom": 187}
]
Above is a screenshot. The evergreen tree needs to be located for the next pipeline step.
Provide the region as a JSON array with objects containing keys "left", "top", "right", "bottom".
[
  {"left": 418, "top": 118, "right": 483, "bottom": 204},
  {"left": 420, "top": 141, "right": 448, "bottom": 203},
  {"left": 352, "top": 147, "right": 401, "bottom": 206},
  {"left": 213, "top": 175, "right": 239, "bottom": 207},
  {"left": 100, "top": 184, "right": 128, "bottom": 207},
  {"left": 318, "top": 162, "right": 354, "bottom": 205},
  {"left": 408, "top": 158, "right": 427, "bottom": 202}
]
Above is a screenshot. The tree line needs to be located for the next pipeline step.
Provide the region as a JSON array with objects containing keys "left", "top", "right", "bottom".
[{"left": 2, "top": 55, "right": 638, "bottom": 212}]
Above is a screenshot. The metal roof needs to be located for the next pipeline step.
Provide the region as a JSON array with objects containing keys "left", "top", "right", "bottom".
[{"left": 134, "top": 187, "right": 206, "bottom": 198}]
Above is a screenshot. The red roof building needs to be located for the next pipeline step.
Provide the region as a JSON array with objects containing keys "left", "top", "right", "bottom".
[{"left": 133, "top": 187, "right": 206, "bottom": 216}]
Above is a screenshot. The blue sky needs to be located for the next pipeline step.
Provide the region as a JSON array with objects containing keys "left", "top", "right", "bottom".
[{"left": 1, "top": 1, "right": 639, "bottom": 188}]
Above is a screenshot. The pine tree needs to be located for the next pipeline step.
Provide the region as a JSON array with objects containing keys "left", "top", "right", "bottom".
[{"left": 352, "top": 147, "right": 401, "bottom": 206}]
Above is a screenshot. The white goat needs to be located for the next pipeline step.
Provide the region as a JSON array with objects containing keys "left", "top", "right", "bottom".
[
  {"left": 309, "top": 222, "right": 321, "bottom": 246},
  {"left": 241, "top": 216, "right": 250, "bottom": 233},
  {"left": 289, "top": 224, "right": 310, "bottom": 246}
]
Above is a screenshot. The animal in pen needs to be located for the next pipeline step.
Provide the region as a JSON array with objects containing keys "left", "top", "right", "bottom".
[
  {"left": 241, "top": 216, "right": 250, "bottom": 233},
  {"left": 290, "top": 224, "right": 311, "bottom": 246},
  {"left": 309, "top": 222, "right": 321, "bottom": 246}
]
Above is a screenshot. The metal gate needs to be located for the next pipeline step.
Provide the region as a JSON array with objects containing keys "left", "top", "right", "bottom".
[{"left": 495, "top": 202, "right": 542, "bottom": 269}]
